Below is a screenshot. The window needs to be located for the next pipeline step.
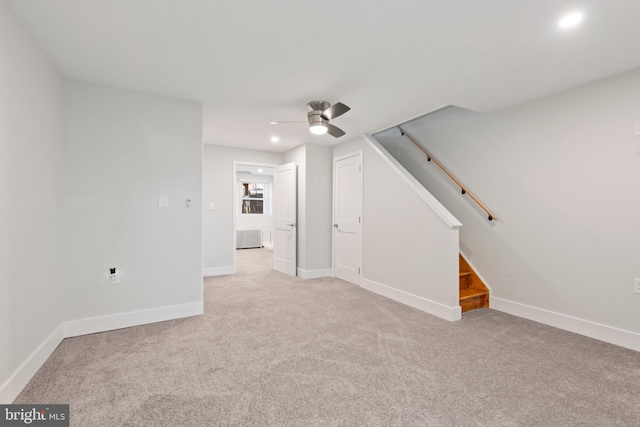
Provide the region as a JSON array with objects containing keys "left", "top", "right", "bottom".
[
  {"left": 236, "top": 166, "right": 273, "bottom": 216},
  {"left": 241, "top": 182, "right": 269, "bottom": 214}
]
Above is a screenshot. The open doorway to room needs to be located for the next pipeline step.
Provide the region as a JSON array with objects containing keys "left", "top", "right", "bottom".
[{"left": 233, "top": 162, "right": 276, "bottom": 273}]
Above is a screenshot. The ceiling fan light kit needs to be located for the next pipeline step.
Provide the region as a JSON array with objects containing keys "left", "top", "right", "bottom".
[
  {"left": 306, "top": 100, "right": 350, "bottom": 138},
  {"left": 309, "top": 122, "right": 328, "bottom": 135},
  {"left": 270, "top": 100, "right": 350, "bottom": 138},
  {"left": 307, "top": 101, "right": 331, "bottom": 135}
]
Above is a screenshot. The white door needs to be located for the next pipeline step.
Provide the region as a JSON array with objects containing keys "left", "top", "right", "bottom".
[
  {"left": 333, "top": 153, "right": 362, "bottom": 284},
  {"left": 273, "top": 162, "right": 297, "bottom": 276}
]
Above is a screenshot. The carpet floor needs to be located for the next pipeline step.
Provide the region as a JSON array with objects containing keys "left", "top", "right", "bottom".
[{"left": 15, "top": 248, "right": 640, "bottom": 426}]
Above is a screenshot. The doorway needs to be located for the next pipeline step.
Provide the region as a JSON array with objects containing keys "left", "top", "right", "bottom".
[
  {"left": 333, "top": 152, "right": 363, "bottom": 285},
  {"left": 272, "top": 162, "right": 297, "bottom": 276},
  {"left": 233, "top": 162, "right": 277, "bottom": 273}
]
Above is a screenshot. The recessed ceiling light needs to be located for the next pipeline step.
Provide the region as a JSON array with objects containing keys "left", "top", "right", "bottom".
[
  {"left": 258, "top": 169, "right": 263, "bottom": 173},
  {"left": 269, "top": 121, "right": 278, "bottom": 125},
  {"left": 270, "top": 136, "right": 279, "bottom": 143},
  {"left": 559, "top": 12, "right": 583, "bottom": 29}
]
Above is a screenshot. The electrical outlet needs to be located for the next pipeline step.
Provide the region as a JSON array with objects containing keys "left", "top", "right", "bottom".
[
  {"left": 634, "top": 278, "right": 640, "bottom": 295},
  {"left": 109, "top": 268, "right": 121, "bottom": 285}
]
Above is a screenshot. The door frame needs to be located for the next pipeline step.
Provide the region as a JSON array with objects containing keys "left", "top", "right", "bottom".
[
  {"left": 332, "top": 150, "right": 363, "bottom": 284},
  {"left": 232, "top": 161, "right": 279, "bottom": 273}
]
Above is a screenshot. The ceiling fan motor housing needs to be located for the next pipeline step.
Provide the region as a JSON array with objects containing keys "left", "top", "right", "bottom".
[{"left": 307, "top": 101, "right": 330, "bottom": 133}]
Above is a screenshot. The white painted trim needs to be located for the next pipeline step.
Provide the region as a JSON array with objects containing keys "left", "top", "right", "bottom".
[
  {"left": 491, "top": 297, "right": 640, "bottom": 352},
  {"left": 371, "top": 103, "right": 490, "bottom": 135},
  {"left": 64, "top": 302, "right": 204, "bottom": 338},
  {"left": 332, "top": 150, "right": 363, "bottom": 163},
  {"left": 297, "top": 268, "right": 332, "bottom": 279},
  {"left": 203, "top": 266, "right": 235, "bottom": 277},
  {"left": 232, "top": 162, "right": 238, "bottom": 274},
  {"left": 361, "top": 278, "right": 462, "bottom": 321},
  {"left": 0, "top": 325, "right": 65, "bottom": 403},
  {"left": 1, "top": 302, "right": 203, "bottom": 403},
  {"left": 363, "top": 135, "right": 462, "bottom": 229}
]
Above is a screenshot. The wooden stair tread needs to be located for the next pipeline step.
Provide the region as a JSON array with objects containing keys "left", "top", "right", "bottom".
[
  {"left": 459, "top": 288, "right": 488, "bottom": 300},
  {"left": 458, "top": 254, "right": 489, "bottom": 312}
]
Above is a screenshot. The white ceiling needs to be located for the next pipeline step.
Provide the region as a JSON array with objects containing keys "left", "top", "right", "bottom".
[{"left": 6, "top": 0, "right": 640, "bottom": 152}]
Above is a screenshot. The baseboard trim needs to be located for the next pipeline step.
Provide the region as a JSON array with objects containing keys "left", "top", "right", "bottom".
[
  {"left": 203, "top": 266, "right": 235, "bottom": 277},
  {"left": 0, "top": 324, "right": 65, "bottom": 404},
  {"left": 297, "top": 268, "right": 332, "bottom": 279},
  {"left": 64, "top": 302, "right": 203, "bottom": 338},
  {"left": 1, "top": 301, "right": 204, "bottom": 403},
  {"left": 491, "top": 297, "right": 640, "bottom": 352},
  {"left": 361, "top": 278, "right": 461, "bottom": 321}
]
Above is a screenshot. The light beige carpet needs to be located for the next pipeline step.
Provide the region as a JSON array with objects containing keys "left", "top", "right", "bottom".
[{"left": 15, "top": 248, "right": 640, "bottom": 426}]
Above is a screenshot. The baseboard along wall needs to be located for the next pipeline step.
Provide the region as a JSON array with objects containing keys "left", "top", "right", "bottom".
[
  {"left": 0, "top": 302, "right": 203, "bottom": 404},
  {"left": 4, "top": 284, "right": 637, "bottom": 404},
  {"left": 491, "top": 297, "right": 640, "bottom": 352},
  {"left": 203, "top": 266, "right": 235, "bottom": 277},
  {"left": 361, "top": 278, "right": 462, "bottom": 321},
  {"left": 0, "top": 325, "right": 65, "bottom": 404},
  {"left": 297, "top": 268, "right": 332, "bottom": 279}
]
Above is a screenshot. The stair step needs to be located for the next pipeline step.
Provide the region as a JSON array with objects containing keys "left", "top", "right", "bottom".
[
  {"left": 459, "top": 271, "right": 473, "bottom": 289},
  {"left": 459, "top": 254, "right": 489, "bottom": 313},
  {"left": 459, "top": 288, "right": 488, "bottom": 313},
  {"left": 459, "top": 288, "right": 487, "bottom": 299}
]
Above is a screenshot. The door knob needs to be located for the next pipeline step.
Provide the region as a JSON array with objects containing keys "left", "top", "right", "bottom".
[{"left": 286, "top": 223, "right": 296, "bottom": 227}]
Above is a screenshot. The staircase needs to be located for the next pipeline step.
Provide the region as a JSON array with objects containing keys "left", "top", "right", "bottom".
[{"left": 459, "top": 255, "right": 489, "bottom": 312}]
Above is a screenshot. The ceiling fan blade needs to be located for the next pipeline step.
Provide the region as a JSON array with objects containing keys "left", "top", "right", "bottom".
[
  {"left": 322, "top": 102, "right": 350, "bottom": 120},
  {"left": 327, "top": 124, "right": 346, "bottom": 138}
]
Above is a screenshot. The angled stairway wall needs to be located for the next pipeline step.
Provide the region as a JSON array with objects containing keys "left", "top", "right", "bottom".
[
  {"left": 334, "top": 136, "right": 462, "bottom": 321},
  {"left": 373, "top": 68, "right": 640, "bottom": 351}
]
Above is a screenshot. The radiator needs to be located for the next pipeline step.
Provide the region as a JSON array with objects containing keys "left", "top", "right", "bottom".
[{"left": 236, "top": 229, "right": 262, "bottom": 249}]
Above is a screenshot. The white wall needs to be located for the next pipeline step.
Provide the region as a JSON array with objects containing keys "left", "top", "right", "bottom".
[
  {"left": 202, "top": 143, "right": 332, "bottom": 277},
  {"left": 282, "top": 143, "right": 333, "bottom": 277},
  {"left": 334, "top": 136, "right": 462, "bottom": 320},
  {"left": 203, "top": 145, "right": 283, "bottom": 275},
  {"left": 62, "top": 80, "right": 203, "bottom": 321},
  {"left": 375, "top": 68, "right": 640, "bottom": 350},
  {"left": 0, "top": 2, "right": 65, "bottom": 402},
  {"left": 304, "top": 144, "right": 333, "bottom": 272}
]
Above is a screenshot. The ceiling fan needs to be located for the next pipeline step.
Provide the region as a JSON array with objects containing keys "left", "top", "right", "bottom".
[{"left": 270, "top": 101, "right": 351, "bottom": 138}]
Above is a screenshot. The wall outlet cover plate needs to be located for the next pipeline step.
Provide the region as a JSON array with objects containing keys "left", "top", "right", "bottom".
[{"left": 109, "top": 272, "right": 121, "bottom": 285}]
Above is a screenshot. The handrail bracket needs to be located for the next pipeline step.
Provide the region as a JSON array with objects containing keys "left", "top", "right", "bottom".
[{"left": 397, "top": 126, "right": 498, "bottom": 222}]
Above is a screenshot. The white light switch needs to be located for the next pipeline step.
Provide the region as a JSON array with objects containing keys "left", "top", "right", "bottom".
[
  {"left": 209, "top": 202, "right": 215, "bottom": 210},
  {"left": 635, "top": 121, "right": 640, "bottom": 137},
  {"left": 159, "top": 195, "right": 168, "bottom": 208}
]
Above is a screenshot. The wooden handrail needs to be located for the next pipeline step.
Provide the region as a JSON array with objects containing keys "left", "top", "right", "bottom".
[{"left": 398, "top": 126, "right": 498, "bottom": 221}]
